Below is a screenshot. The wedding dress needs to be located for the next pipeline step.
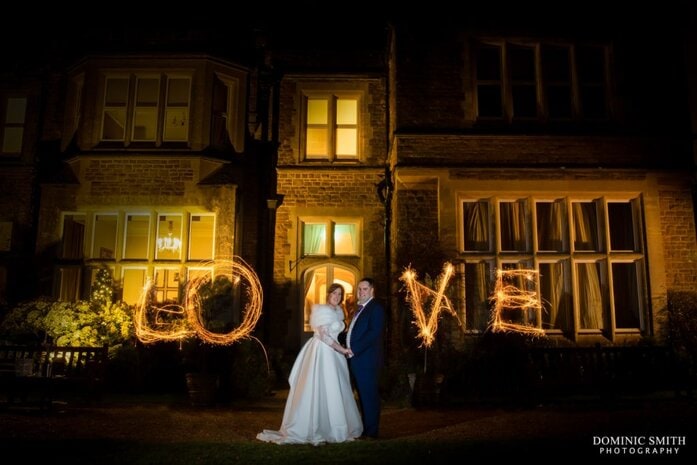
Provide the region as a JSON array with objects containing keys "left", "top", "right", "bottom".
[{"left": 256, "top": 304, "right": 363, "bottom": 445}]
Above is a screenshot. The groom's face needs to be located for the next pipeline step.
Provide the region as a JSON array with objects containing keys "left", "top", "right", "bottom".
[{"left": 356, "top": 281, "right": 373, "bottom": 304}]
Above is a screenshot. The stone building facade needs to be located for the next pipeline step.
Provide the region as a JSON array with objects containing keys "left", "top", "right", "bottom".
[{"left": 0, "top": 10, "right": 695, "bottom": 372}]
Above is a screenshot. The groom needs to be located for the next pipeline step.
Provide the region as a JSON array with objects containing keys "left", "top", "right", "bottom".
[{"left": 346, "top": 277, "right": 385, "bottom": 439}]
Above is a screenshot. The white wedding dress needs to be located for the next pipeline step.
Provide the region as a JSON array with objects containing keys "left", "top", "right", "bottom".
[{"left": 257, "top": 304, "right": 363, "bottom": 445}]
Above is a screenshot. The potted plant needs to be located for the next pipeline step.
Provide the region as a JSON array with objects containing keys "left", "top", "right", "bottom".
[{"left": 180, "top": 275, "right": 235, "bottom": 407}]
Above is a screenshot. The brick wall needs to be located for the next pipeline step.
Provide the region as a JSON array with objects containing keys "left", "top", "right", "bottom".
[
  {"left": 659, "top": 188, "right": 697, "bottom": 291},
  {"left": 272, "top": 168, "right": 387, "bottom": 348},
  {"left": 277, "top": 78, "right": 387, "bottom": 166},
  {"left": 393, "top": 135, "right": 659, "bottom": 168},
  {"left": 0, "top": 166, "right": 36, "bottom": 247},
  {"left": 84, "top": 158, "right": 194, "bottom": 198}
]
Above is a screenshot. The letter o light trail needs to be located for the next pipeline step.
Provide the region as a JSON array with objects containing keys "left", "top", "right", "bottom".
[{"left": 134, "top": 258, "right": 263, "bottom": 345}]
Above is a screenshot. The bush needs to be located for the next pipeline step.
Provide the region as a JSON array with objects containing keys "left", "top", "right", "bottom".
[{"left": 0, "top": 268, "right": 134, "bottom": 349}]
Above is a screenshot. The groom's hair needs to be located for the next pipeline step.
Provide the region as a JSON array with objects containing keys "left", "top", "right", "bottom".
[{"left": 359, "top": 277, "right": 375, "bottom": 288}]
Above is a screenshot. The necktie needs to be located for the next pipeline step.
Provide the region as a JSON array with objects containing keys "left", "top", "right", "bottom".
[{"left": 347, "top": 304, "right": 364, "bottom": 350}]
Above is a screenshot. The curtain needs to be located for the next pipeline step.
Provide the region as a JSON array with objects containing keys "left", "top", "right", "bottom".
[
  {"left": 540, "top": 261, "right": 572, "bottom": 330},
  {"left": 537, "top": 200, "right": 565, "bottom": 251},
  {"left": 302, "top": 268, "right": 317, "bottom": 330},
  {"left": 572, "top": 202, "right": 605, "bottom": 329},
  {"left": 303, "top": 224, "right": 325, "bottom": 255},
  {"left": 464, "top": 201, "right": 489, "bottom": 251},
  {"left": 59, "top": 267, "right": 81, "bottom": 301},
  {"left": 62, "top": 217, "right": 85, "bottom": 259},
  {"left": 500, "top": 200, "right": 526, "bottom": 251},
  {"left": 465, "top": 262, "right": 491, "bottom": 331}
]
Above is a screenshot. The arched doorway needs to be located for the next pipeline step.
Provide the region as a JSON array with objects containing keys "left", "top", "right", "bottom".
[{"left": 301, "top": 264, "right": 357, "bottom": 332}]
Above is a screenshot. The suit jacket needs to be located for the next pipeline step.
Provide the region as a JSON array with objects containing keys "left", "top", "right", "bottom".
[{"left": 348, "top": 298, "right": 385, "bottom": 371}]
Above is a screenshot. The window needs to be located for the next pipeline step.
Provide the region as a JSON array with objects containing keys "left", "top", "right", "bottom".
[
  {"left": 302, "top": 219, "right": 359, "bottom": 256},
  {"left": 302, "top": 265, "right": 356, "bottom": 332},
  {"left": 211, "top": 73, "right": 244, "bottom": 152},
  {"left": 189, "top": 214, "right": 215, "bottom": 260},
  {"left": 1, "top": 96, "right": 27, "bottom": 155},
  {"left": 57, "top": 214, "right": 86, "bottom": 301},
  {"left": 122, "top": 267, "right": 147, "bottom": 304},
  {"left": 459, "top": 196, "right": 646, "bottom": 339},
  {"left": 92, "top": 214, "right": 118, "bottom": 259},
  {"left": 64, "top": 74, "right": 84, "bottom": 146},
  {"left": 155, "top": 214, "right": 183, "bottom": 261},
  {"left": 123, "top": 214, "right": 150, "bottom": 260},
  {"left": 57, "top": 267, "right": 82, "bottom": 301},
  {"left": 302, "top": 93, "right": 360, "bottom": 161},
  {"left": 474, "top": 40, "right": 608, "bottom": 123},
  {"left": 57, "top": 210, "right": 217, "bottom": 303},
  {"left": 101, "top": 74, "right": 191, "bottom": 144},
  {"left": 154, "top": 267, "right": 180, "bottom": 303},
  {"left": 61, "top": 214, "right": 86, "bottom": 259}
]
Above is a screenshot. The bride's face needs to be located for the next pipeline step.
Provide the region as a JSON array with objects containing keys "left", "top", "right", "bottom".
[{"left": 328, "top": 287, "right": 342, "bottom": 306}]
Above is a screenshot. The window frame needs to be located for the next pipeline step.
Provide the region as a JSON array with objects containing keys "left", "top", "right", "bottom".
[
  {"left": 473, "top": 39, "right": 610, "bottom": 124},
  {"left": 99, "top": 72, "right": 192, "bottom": 145},
  {"left": 300, "top": 90, "right": 363, "bottom": 162},
  {"left": 458, "top": 194, "right": 647, "bottom": 340},
  {"left": 300, "top": 218, "right": 361, "bottom": 258},
  {"left": 1, "top": 95, "right": 28, "bottom": 155},
  {"left": 301, "top": 263, "right": 357, "bottom": 332}
]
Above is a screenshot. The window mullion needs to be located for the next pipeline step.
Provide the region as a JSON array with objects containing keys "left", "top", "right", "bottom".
[
  {"left": 569, "top": 45, "right": 581, "bottom": 120},
  {"left": 126, "top": 75, "right": 139, "bottom": 145},
  {"left": 329, "top": 96, "right": 337, "bottom": 160},
  {"left": 156, "top": 74, "right": 165, "bottom": 146},
  {"left": 502, "top": 43, "right": 513, "bottom": 123}
]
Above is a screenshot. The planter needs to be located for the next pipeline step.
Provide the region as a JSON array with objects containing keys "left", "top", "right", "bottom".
[
  {"left": 185, "top": 373, "right": 218, "bottom": 407},
  {"left": 412, "top": 373, "right": 445, "bottom": 407}
]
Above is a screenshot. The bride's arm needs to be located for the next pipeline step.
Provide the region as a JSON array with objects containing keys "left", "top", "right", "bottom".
[{"left": 316, "top": 324, "right": 350, "bottom": 355}]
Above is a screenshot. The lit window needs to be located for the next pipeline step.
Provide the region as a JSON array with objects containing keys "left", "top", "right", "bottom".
[
  {"left": 302, "top": 219, "right": 359, "bottom": 256},
  {"left": 499, "top": 199, "right": 529, "bottom": 252},
  {"left": 303, "top": 93, "right": 359, "bottom": 161},
  {"left": 188, "top": 214, "right": 215, "bottom": 260},
  {"left": 122, "top": 267, "right": 147, "bottom": 304},
  {"left": 101, "top": 73, "right": 191, "bottom": 144},
  {"left": 156, "top": 214, "right": 183, "bottom": 260},
  {"left": 92, "top": 214, "right": 118, "bottom": 259},
  {"left": 124, "top": 214, "right": 150, "bottom": 260},
  {"left": 1, "top": 97, "right": 27, "bottom": 154},
  {"left": 187, "top": 267, "right": 213, "bottom": 286},
  {"left": 459, "top": 196, "right": 646, "bottom": 338},
  {"left": 154, "top": 267, "right": 180, "bottom": 303}
]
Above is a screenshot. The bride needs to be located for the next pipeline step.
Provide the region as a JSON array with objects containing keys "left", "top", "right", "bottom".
[{"left": 257, "top": 283, "right": 363, "bottom": 445}]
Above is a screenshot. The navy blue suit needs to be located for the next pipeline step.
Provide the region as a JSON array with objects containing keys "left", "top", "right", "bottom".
[{"left": 347, "top": 298, "right": 385, "bottom": 438}]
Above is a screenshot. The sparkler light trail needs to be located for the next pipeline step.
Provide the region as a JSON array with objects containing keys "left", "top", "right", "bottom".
[
  {"left": 489, "top": 268, "right": 544, "bottom": 336},
  {"left": 400, "top": 262, "right": 463, "bottom": 348},
  {"left": 134, "top": 257, "right": 263, "bottom": 345}
]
